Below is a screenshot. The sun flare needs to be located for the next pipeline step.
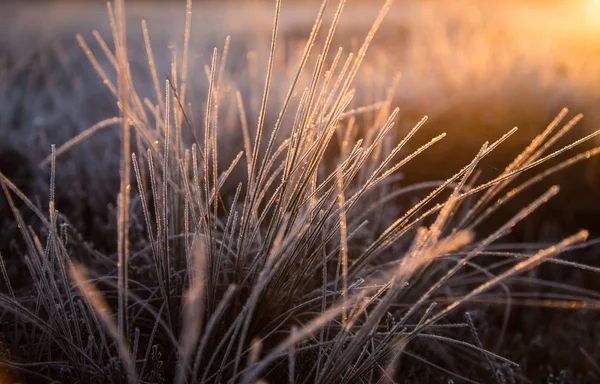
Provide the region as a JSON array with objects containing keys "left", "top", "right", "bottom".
[{"left": 586, "top": 0, "right": 600, "bottom": 15}]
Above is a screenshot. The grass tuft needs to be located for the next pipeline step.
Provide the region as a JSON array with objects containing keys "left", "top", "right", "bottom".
[{"left": 1, "top": 0, "right": 600, "bottom": 382}]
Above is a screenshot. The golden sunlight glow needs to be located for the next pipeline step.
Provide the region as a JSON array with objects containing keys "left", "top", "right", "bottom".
[
  {"left": 572, "top": 0, "right": 600, "bottom": 34},
  {"left": 586, "top": 0, "right": 600, "bottom": 16}
]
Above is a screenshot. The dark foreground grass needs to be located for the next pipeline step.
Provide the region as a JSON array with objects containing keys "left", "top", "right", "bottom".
[{"left": 1, "top": 0, "right": 600, "bottom": 383}]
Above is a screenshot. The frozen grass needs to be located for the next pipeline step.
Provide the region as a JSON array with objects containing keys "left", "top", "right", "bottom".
[{"left": 1, "top": 0, "right": 600, "bottom": 382}]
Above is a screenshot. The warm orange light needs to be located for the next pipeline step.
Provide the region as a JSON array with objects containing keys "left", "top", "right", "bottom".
[
  {"left": 576, "top": 0, "right": 600, "bottom": 33},
  {"left": 587, "top": 0, "right": 600, "bottom": 15}
]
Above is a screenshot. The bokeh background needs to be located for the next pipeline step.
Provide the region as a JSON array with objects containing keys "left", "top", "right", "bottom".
[{"left": 3, "top": 0, "right": 600, "bottom": 239}]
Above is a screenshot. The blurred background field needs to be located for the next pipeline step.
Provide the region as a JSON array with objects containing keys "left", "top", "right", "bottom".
[
  {"left": 3, "top": 0, "right": 600, "bottom": 241},
  {"left": 2, "top": 0, "right": 600, "bottom": 382}
]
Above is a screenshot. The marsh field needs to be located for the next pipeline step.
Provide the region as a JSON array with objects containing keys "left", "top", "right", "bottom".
[{"left": 2, "top": 0, "right": 600, "bottom": 383}]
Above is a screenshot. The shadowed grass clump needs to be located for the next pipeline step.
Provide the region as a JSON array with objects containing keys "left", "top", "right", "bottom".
[{"left": 1, "top": 0, "right": 600, "bottom": 383}]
